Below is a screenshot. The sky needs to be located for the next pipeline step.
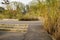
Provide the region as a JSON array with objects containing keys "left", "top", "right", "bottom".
[
  {"left": 0, "top": 0, "right": 32, "bottom": 5},
  {"left": 0, "top": 0, "right": 32, "bottom": 8},
  {"left": 10, "top": 0, "right": 32, "bottom": 5},
  {"left": 0, "top": 0, "right": 46, "bottom": 8}
]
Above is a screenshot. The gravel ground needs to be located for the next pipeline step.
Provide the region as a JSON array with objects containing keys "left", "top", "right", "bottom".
[{"left": 24, "top": 24, "right": 53, "bottom": 40}]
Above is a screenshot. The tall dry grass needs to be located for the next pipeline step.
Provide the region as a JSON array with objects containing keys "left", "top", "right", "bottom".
[{"left": 43, "top": 11, "right": 60, "bottom": 40}]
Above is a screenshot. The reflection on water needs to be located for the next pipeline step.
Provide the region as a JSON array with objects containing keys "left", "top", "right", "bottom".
[
  {"left": 0, "top": 24, "right": 28, "bottom": 37},
  {"left": 0, "top": 24, "right": 28, "bottom": 32}
]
